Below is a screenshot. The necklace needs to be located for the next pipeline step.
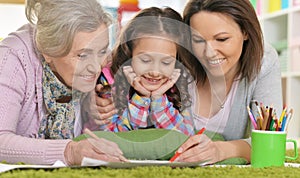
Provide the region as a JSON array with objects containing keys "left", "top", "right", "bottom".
[
  {"left": 211, "top": 85, "right": 227, "bottom": 109},
  {"left": 193, "top": 82, "right": 227, "bottom": 133}
]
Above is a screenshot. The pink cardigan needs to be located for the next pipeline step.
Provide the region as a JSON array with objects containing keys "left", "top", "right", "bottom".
[{"left": 0, "top": 24, "right": 71, "bottom": 165}]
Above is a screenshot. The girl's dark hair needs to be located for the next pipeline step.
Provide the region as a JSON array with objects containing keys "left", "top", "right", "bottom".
[
  {"left": 183, "top": 0, "right": 263, "bottom": 84},
  {"left": 110, "top": 7, "right": 193, "bottom": 114}
]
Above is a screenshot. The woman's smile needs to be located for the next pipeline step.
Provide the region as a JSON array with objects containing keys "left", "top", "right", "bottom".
[
  {"left": 79, "top": 74, "right": 97, "bottom": 82},
  {"left": 207, "top": 58, "right": 226, "bottom": 66}
]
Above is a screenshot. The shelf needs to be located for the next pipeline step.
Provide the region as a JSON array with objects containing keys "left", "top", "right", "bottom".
[
  {"left": 0, "top": 0, "right": 24, "bottom": 3},
  {"left": 260, "top": 8, "right": 289, "bottom": 20},
  {"left": 281, "top": 71, "right": 300, "bottom": 79},
  {"left": 262, "top": 15, "right": 288, "bottom": 45},
  {"left": 281, "top": 73, "right": 300, "bottom": 78},
  {"left": 258, "top": 0, "right": 300, "bottom": 138},
  {"left": 258, "top": 4, "right": 300, "bottom": 20},
  {"left": 291, "top": 5, "right": 300, "bottom": 12},
  {"left": 290, "top": 72, "right": 300, "bottom": 78},
  {"left": 281, "top": 72, "right": 288, "bottom": 78}
]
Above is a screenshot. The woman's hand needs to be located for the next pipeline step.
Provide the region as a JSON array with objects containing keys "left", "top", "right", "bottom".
[
  {"left": 64, "top": 138, "right": 127, "bottom": 165},
  {"left": 93, "top": 84, "right": 116, "bottom": 124},
  {"left": 123, "top": 66, "right": 151, "bottom": 97},
  {"left": 175, "top": 134, "right": 221, "bottom": 164},
  {"left": 83, "top": 86, "right": 115, "bottom": 126},
  {"left": 175, "top": 134, "right": 251, "bottom": 164},
  {"left": 151, "top": 69, "right": 181, "bottom": 99}
]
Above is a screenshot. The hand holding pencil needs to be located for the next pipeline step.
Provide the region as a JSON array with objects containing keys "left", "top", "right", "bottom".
[
  {"left": 170, "top": 128, "right": 206, "bottom": 162},
  {"left": 83, "top": 128, "right": 128, "bottom": 162},
  {"left": 64, "top": 128, "right": 127, "bottom": 165},
  {"left": 169, "top": 128, "right": 220, "bottom": 164}
]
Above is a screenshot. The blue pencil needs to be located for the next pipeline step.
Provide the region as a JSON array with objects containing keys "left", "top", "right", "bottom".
[{"left": 280, "top": 115, "right": 287, "bottom": 131}]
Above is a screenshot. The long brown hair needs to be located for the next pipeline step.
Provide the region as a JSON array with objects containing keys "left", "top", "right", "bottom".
[
  {"left": 110, "top": 7, "right": 193, "bottom": 114},
  {"left": 183, "top": 0, "right": 263, "bottom": 84}
]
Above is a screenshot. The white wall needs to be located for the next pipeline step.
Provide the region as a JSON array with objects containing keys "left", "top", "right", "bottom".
[
  {"left": 0, "top": 1, "right": 187, "bottom": 39},
  {"left": 0, "top": 4, "right": 27, "bottom": 39},
  {"left": 139, "top": 0, "right": 187, "bottom": 14}
]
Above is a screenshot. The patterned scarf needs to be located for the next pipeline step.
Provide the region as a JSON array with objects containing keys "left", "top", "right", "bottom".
[{"left": 38, "top": 59, "right": 81, "bottom": 139}]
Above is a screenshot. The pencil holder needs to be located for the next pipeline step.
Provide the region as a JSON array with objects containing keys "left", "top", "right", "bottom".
[{"left": 251, "top": 130, "right": 298, "bottom": 168}]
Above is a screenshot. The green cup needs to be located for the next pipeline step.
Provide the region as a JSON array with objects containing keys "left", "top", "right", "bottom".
[{"left": 251, "top": 130, "right": 298, "bottom": 168}]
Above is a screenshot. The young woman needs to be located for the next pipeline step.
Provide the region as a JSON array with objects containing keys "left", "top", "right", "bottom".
[{"left": 175, "top": 0, "right": 282, "bottom": 164}]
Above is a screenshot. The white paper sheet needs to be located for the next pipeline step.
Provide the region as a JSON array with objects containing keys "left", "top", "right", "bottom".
[
  {"left": 211, "top": 163, "right": 300, "bottom": 168},
  {"left": 81, "top": 157, "right": 209, "bottom": 168},
  {"left": 0, "top": 160, "right": 66, "bottom": 174}
]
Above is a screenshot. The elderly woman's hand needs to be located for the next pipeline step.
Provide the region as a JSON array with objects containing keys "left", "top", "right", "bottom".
[
  {"left": 64, "top": 138, "right": 127, "bottom": 165},
  {"left": 89, "top": 84, "right": 116, "bottom": 125}
]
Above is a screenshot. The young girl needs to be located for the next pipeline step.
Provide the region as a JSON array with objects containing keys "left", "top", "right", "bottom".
[{"left": 96, "top": 7, "right": 195, "bottom": 136}]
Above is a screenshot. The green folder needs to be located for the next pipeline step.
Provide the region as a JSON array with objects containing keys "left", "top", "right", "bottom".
[{"left": 73, "top": 128, "right": 247, "bottom": 165}]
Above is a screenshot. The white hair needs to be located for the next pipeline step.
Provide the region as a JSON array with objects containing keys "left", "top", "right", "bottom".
[{"left": 26, "top": 0, "right": 112, "bottom": 57}]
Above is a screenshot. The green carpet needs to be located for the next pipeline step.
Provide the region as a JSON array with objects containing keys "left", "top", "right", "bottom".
[{"left": 1, "top": 150, "right": 300, "bottom": 178}]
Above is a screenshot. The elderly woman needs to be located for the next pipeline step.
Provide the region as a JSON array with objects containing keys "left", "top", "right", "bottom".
[{"left": 0, "top": 0, "right": 124, "bottom": 165}]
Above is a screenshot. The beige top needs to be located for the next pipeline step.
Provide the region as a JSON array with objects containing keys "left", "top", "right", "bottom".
[{"left": 192, "top": 80, "right": 239, "bottom": 134}]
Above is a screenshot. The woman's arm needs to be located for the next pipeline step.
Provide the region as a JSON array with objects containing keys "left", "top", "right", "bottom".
[
  {"left": 215, "top": 140, "right": 251, "bottom": 162},
  {"left": 0, "top": 133, "right": 71, "bottom": 165},
  {"left": 175, "top": 134, "right": 250, "bottom": 163},
  {"left": 253, "top": 44, "right": 283, "bottom": 114},
  {"left": 0, "top": 45, "right": 71, "bottom": 165},
  {"left": 0, "top": 39, "right": 125, "bottom": 165}
]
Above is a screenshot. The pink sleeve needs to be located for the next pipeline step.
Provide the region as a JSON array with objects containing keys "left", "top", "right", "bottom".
[
  {"left": 0, "top": 44, "right": 71, "bottom": 165},
  {"left": 0, "top": 133, "right": 71, "bottom": 165},
  {"left": 102, "top": 66, "right": 114, "bottom": 84}
]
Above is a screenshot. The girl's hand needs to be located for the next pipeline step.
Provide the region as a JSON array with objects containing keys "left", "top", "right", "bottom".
[
  {"left": 175, "top": 134, "right": 221, "bottom": 164},
  {"left": 123, "top": 66, "right": 151, "bottom": 97},
  {"left": 151, "top": 69, "right": 181, "bottom": 99},
  {"left": 64, "top": 138, "right": 127, "bottom": 165}
]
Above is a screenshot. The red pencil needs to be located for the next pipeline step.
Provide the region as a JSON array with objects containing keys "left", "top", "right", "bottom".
[{"left": 169, "top": 127, "right": 206, "bottom": 162}]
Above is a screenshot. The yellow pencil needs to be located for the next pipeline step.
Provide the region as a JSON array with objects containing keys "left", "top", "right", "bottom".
[{"left": 279, "top": 106, "right": 287, "bottom": 126}]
